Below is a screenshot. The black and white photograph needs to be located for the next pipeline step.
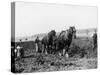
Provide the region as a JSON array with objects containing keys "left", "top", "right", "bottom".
[{"left": 11, "top": 2, "right": 98, "bottom": 73}]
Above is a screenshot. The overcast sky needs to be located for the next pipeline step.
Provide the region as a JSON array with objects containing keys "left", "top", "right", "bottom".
[{"left": 15, "top": 2, "right": 98, "bottom": 37}]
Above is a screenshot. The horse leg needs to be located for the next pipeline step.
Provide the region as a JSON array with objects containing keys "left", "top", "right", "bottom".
[
  {"left": 52, "top": 45, "right": 56, "bottom": 54},
  {"left": 54, "top": 44, "right": 57, "bottom": 54},
  {"left": 46, "top": 45, "right": 48, "bottom": 54},
  {"left": 59, "top": 52, "right": 61, "bottom": 56},
  {"left": 49, "top": 45, "right": 52, "bottom": 54},
  {"left": 59, "top": 49, "right": 63, "bottom": 56},
  {"left": 63, "top": 49, "right": 65, "bottom": 56},
  {"left": 64, "top": 46, "right": 69, "bottom": 57},
  {"left": 42, "top": 44, "right": 44, "bottom": 53},
  {"left": 50, "top": 45, "right": 53, "bottom": 54},
  {"left": 35, "top": 43, "right": 38, "bottom": 52},
  {"left": 47, "top": 45, "right": 51, "bottom": 54},
  {"left": 58, "top": 49, "right": 62, "bottom": 56},
  {"left": 44, "top": 45, "right": 48, "bottom": 54},
  {"left": 61, "top": 50, "right": 64, "bottom": 56},
  {"left": 48, "top": 45, "right": 51, "bottom": 54}
]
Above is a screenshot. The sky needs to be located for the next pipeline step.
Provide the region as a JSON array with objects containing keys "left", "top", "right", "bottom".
[{"left": 15, "top": 2, "right": 98, "bottom": 37}]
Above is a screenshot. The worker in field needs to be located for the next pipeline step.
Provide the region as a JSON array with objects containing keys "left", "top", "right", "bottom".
[
  {"left": 16, "top": 45, "right": 21, "bottom": 58},
  {"left": 92, "top": 30, "right": 97, "bottom": 50},
  {"left": 35, "top": 36, "right": 40, "bottom": 53},
  {"left": 73, "top": 26, "right": 77, "bottom": 39},
  {"left": 16, "top": 44, "right": 24, "bottom": 58}
]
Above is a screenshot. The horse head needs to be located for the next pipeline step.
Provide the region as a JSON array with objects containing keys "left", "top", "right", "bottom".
[{"left": 68, "top": 26, "right": 76, "bottom": 38}]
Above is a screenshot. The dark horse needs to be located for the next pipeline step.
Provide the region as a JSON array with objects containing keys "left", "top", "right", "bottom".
[
  {"left": 53, "top": 26, "right": 75, "bottom": 56},
  {"left": 42, "top": 30, "right": 56, "bottom": 54}
]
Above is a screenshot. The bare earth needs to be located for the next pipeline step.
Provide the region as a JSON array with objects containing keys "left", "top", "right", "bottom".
[
  {"left": 15, "top": 53, "right": 97, "bottom": 73},
  {"left": 14, "top": 38, "right": 97, "bottom": 73}
]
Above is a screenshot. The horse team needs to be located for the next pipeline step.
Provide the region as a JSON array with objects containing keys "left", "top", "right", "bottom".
[
  {"left": 11, "top": 26, "right": 97, "bottom": 59},
  {"left": 35, "top": 26, "right": 76, "bottom": 57}
]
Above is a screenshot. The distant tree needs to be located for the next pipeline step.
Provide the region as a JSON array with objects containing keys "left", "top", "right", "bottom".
[
  {"left": 19, "top": 39, "right": 22, "bottom": 42},
  {"left": 25, "top": 38, "right": 28, "bottom": 41}
]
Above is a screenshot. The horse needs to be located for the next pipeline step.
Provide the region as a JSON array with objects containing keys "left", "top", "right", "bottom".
[
  {"left": 54, "top": 26, "right": 75, "bottom": 57},
  {"left": 41, "top": 30, "right": 56, "bottom": 54}
]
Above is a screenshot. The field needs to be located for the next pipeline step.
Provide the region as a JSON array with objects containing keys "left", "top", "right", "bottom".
[{"left": 14, "top": 37, "right": 97, "bottom": 73}]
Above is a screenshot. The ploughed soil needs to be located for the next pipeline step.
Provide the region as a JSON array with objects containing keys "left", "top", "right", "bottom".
[
  {"left": 15, "top": 52, "right": 97, "bottom": 73},
  {"left": 14, "top": 38, "right": 97, "bottom": 73}
]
